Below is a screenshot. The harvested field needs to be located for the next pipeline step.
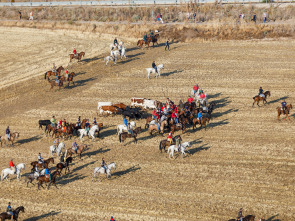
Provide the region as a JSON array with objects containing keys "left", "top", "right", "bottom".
[{"left": 0, "top": 27, "right": 294, "bottom": 221}]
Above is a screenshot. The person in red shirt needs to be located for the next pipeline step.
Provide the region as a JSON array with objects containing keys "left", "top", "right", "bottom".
[
  {"left": 167, "top": 131, "right": 173, "bottom": 144},
  {"left": 200, "top": 93, "right": 205, "bottom": 99},
  {"left": 152, "top": 109, "right": 156, "bottom": 119},
  {"left": 174, "top": 106, "right": 178, "bottom": 114},
  {"left": 188, "top": 96, "right": 194, "bottom": 104},
  {"left": 73, "top": 48, "right": 77, "bottom": 57},
  {"left": 110, "top": 216, "right": 115, "bottom": 221},
  {"left": 10, "top": 159, "right": 16, "bottom": 174}
]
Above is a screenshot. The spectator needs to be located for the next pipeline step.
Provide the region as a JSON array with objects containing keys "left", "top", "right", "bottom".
[
  {"left": 156, "top": 14, "right": 160, "bottom": 22},
  {"left": 252, "top": 13, "right": 257, "bottom": 24},
  {"left": 29, "top": 11, "right": 33, "bottom": 20},
  {"left": 18, "top": 11, "right": 22, "bottom": 20},
  {"left": 263, "top": 11, "right": 267, "bottom": 23},
  {"left": 242, "top": 13, "right": 245, "bottom": 19},
  {"left": 165, "top": 39, "right": 170, "bottom": 51}
]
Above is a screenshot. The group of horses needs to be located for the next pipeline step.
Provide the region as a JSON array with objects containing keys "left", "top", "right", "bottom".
[
  {"left": 137, "top": 34, "right": 160, "bottom": 49},
  {"left": 252, "top": 91, "right": 293, "bottom": 120},
  {"left": 44, "top": 66, "right": 76, "bottom": 91}
]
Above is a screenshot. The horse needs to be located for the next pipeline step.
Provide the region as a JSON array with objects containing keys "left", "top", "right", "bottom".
[
  {"left": 145, "top": 116, "right": 153, "bottom": 129},
  {"left": 48, "top": 78, "right": 64, "bottom": 91},
  {"left": 66, "top": 145, "right": 87, "bottom": 159},
  {"left": 31, "top": 157, "right": 54, "bottom": 172},
  {"left": 169, "top": 122, "right": 186, "bottom": 134},
  {"left": 37, "top": 170, "right": 60, "bottom": 190},
  {"left": 146, "top": 64, "right": 164, "bottom": 79},
  {"left": 92, "top": 162, "right": 116, "bottom": 181},
  {"left": 78, "top": 124, "right": 99, "bottom": 142},
  {"left": 137, "top": 39, "right": 151, "bottom": 49},
  {"left": 148, "top": 35, "right": 159, "bottom": 47},
  {"left": 192, "top": 117, "right": 210, "bottom": 130},
  {"left": 117, "top": 121, "right": 136, "bottom": 135},
  {"left": 44, "top": 66, "right": 64, "bottom": 80},
  {"left": 52, "top": 127, "right": 72, "bottom": 139},
  {"left": 0, "top": 132, "right": 20, "bottom": 147},
  {"left": 149, "top": 120, "right": 167, "bottom": 135},
  {"left": 104, "top": 55, "right": 118, "bottom": 65},
  {"left": 228, "top": 215, "right": 255, "bottom": 221},
  {"left": 60, "top": 72, "right": 75, "bottom": 87},
  {"left": 252, "top": 91, "right": 271, "bottom": 107},
  {"left": 119, "top": 131, "right": 137, "bottom": 144},
  {"left": 167, "top": 142, "right": 191, "bottom": 159},
  {"left": 120, "top": 47, "right": 126, "bottom": 59},
  {"left": 159, "top": 135, "right": 182, "bottom": 153},
  {"left": 277, "top": 104, "right": 292, "bottom": 120},
  {"left": 69, "top": 52, "right": 85, "bottom": 62},
  {"left": 0, "top": 206, "right": 25, "bottom": 221},
  {"left": 1, "top": 163, "right": 25, "bottom": 181},
  {"left": 49, "top": 142, "right": 65, "bottom": 157},
  {"left": 56, "top": 157, "right": 73, "bottom": 174}
]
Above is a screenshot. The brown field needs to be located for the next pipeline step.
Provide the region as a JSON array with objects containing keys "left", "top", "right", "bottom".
[{"left": 0, "top": 27, "right": 294, "bottom": 221}]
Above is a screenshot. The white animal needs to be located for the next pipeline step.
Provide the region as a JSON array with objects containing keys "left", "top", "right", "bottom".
[
  {"left": 1, "top": 163, "right": 25, "bottom": 181},
  {"left": 78, "top": 125, "right": 99, "bottom": 142},
  {"left": 167, "top": 142, "right": 191, "bottom": 159},
  {"left": 143, "top": 99, "right": 157, "bottom": 109},
  {"left": 92, "top": 162, "right": 116, "bottom": 181},
  {"left": 120, "top": 47, "right": 126, "bottom": 59},
  {"left": 117, "top": 121, "right": 136, "bottom": 134},
  {"left": 104, "top": 55, "right": 117, "bottom": 65},
  {"left": 49, "top": 142, "right": 65, "bottom": 157},
  {"left": 146, "top": 64, "right": 164, "bottom": 79}
]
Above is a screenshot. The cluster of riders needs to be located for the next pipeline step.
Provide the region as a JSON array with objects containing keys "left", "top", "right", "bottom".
[
  {"left": 138, "top": 30, "right": 160, "bottom": 48},
  {"left": 228, "top": 208, "right": 266, "bottom": 221}
]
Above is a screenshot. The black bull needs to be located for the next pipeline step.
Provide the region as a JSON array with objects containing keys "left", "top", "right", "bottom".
[{"left": 39, "top": 120, "right": 51, "bottom": 130}]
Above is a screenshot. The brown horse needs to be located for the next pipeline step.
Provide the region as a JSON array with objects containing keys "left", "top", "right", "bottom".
[
  {"left": 44, "top": 66, "right": 64, "bottom": 80},
  {"left": 277, "top": 104, "right": 292, "bottom": 120},
  {"left": 149, "top": 120, "right": 167, "bottom": 135},
  {"left": 69, "top": 52, "right": 85, "bottom": 62},
  {"left": 119, "top": 131, "right": 137, "bottom": 144},
  {"left": 56, "top": 157, "right": 73, "bottom": 174},
  {"left": 137, "top": 39, "right": 151, "bottom": 49},
  {"left": 228, "top": 215, "right": 255, "bottom": 221},
  {"left": 169, "top": 122, "right": 186, "bottom": 134},
  {"left": 37, "top": 170, "right": 60, "bottom": 190},
  {"left": 252, "top": 91, "right": 271, "bottom": 107},
  {"left": 159, "top": 135, "right": 182, "bottom": 153},
  {"left": 145, "top": 116, "right": 153, "bottom": 129},
  {"left": 66, "top": 145, "right": 87, "bottom": 159},
  {"left": 48, "top": 78, "right": 64, "bottom": 91},
  {"left": 60, "top": 72, "right": 75, "bottom": 87},
  {"left": 31, "top": 157, "right": 54, "bottom": 172},
  {"left": 0, "top": 132, "right": 20, "bottom": 147},
  {"left": 0, "top": 206, "right": 25, "bottom": 221},
  {"left": 192, "top": 117, "right": 210, "bottom": 130},
  {"left": 148, "top": 35, "right": 159, "bottom": 47},
  {"left": 52, "top": 127, "right": 72, "bottom": 139},
  {"left": 45, "top": 124, "right": 55, "bottom": 136}
]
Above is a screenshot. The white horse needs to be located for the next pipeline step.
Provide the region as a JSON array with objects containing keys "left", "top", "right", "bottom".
[
  {"left": 117, "top": 121, "right": 136, "bottom": 135},
  {"left": 120, "top": 47, "right": 126, "bottom": 59},
  {"left": 78, "top": 124, "right": 99, "bottom": 142},
  {"left": 167, "top": 142, "right": 191, "bottom": 159},
  {"left": 92, "top": 162, "right": 116, "bottom": 181},
  {"left": 146, "top": 64, "right": 164, "bottom": 79},
  {"left": 104, "top": 55, "right": 117, "bottom": 66},
  {"left": 1, "top": 163, "right": 25, "bottom": 181},
  {"left": 49, "top": 142, "right": 65, "bottom": 157},
  {"left": 110, "top": 43, "right": 117, "bottom": 51}
]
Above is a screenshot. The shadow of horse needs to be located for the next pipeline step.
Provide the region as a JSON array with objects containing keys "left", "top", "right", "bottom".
[
  {"left": 266, "top": 214, "right": 281, "bottom": 221},
  {"left": 112, "top": 165, "right": 141, "bottom": 179},
  {"left": 214, "top": 97, "right": 231, "bottom": 109},
  {"left": 207, "top": 92, "right": 222, "bottom": 99},
  {"left": 207, "top": 119, "right": 229, "bottom": 129},
  {"left": 23, "top": 211, "right": 61, "bottom": 221},
  {"left": 119, "top": 57, "right": 139, "bottom": 65},
  {"left": 17, "top": 135, "right": 42, "bottom": 144},
  {"left": 267, "top": 96, "right": 289, "bottom": 105},
  {"left": 67, "top": 77, "right": 97, "bottom": 89},
  {"left": 127, "top": 52, "right": 144, "bottom": 59},
  {"left": 161, "top": 69, "right": 183, "bottom": 77},
  {"left": 189, "top": 143, "right": 211, "bottom": 155},
  {"left": 58, "top": 174, "right": 87, "bottom": 185},
  {"left": 82, "top": 56, "right": 103, "bottom": 63},
  {"left": 100, "top": 128, "right": 118, "bottom": 138},
  {"left": 211, "top": 108, "right": 239, "bottom": 118},
  {"left": 71, "top": 161, "right": 96, "bottom": 173},
  {"left": 84, "top": 148, "right": 110, "bottom": 158}
]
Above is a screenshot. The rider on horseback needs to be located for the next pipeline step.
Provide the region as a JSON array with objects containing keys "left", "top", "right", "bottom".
[
  {"left": 259, "top": 87, "right": 265, "bottom": 98},
  {"left": 152, "top": 61, "right": 158, "bottom": 73},
  {"left": 193, "top": 84, "right": 199, "bottom": 95},
  {"left": 143, "top": 33, "right": 148, "bottom": 43},
  {"left": 197, "top": 110, "right": 202, "bottom": 124},
  {"left": 101, "top": 157, "right": 107, "bottom": 173},
  {"left": 52, "top": 63, "right": 57, "bottom": 74},
  {"left": 44, "top": 167, "right": 51, "bottom": 181},
  {"left": 38, "top": 153, "right": 45, "bottom": 168},
  {"left": 6, "top": 126, "right": 10, "bottom": 140},
  {"left": 127, "top": 123, "right": 133, "bottom": 136},
  {"left": 73, "top": 48, "right": 77, "bottom": 58},
  {"left": 167, "top": 131, "right": 173, "bottom": 144},
  {"left": 236, "top": 208, "right": 243, "bottom": 221},
  {"left": 93, "top": 117, "right": 97, "bottom": 125},
  {"left": 50, "top": 116, "right": 56, "bottom": 127},
  {"left": 54, "top": 138, "right": 59, "bottom": 152},
  {"left": 72, "top": 140, "right": 78, "bottom": 153},
  {"left": 65, "top": 68, "right": 69, "bottom": 79},
  {"left": 7, "top": 202, "right": 13, "bottom": 216},
  {"left": 10, "top": 159, "right": 16, "bottom": 174},
  {"left": 281, "top": 100, "right": 287, "bottom": 113},
  {"left": 114, "top": 38, "right": 118, "bottom": 46},
  {"left": 57, "top": 120, "right": 62, "bottom": 129},
  {"left": 188, "top": 96, "right": 194, "bottom": 104},
  {"left": 150, "top": 30, "right": 154, "bottom": 39},
  {"left": 34, "top": 165, "right": 39, "bottom": 177},
  {"left": 55, "top": 74, "right": 60, "bottom": 85},
  {"left": 123, "top": 116, "right": 128, "bottom": 127},
  {"left": 85, "top": 121, "right": 90, "bottom": 135},
  {"left": 76, "top": 116, "right": 81, "bottom": 127}
]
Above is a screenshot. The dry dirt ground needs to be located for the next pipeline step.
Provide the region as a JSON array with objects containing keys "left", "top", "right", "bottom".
[{"left": 0, "top": 28, "right": 294, "bottom": 221}]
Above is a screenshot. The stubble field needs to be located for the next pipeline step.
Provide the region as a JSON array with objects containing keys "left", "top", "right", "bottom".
[{"left": 0, "top": 27, "right": 294, "bottom": 221}]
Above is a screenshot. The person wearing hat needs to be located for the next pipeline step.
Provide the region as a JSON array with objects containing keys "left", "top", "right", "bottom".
[
  {"left": 101, "top": 158, "right": 107, "bottom": 173},
  {"left": 7, "top": 202, "right": 13, "bottom": 216},
  {"left": 281, "top": 100, "right": 287, "bottom": 114},
  {"left": 93, "top": 117, "right": 97, "bottom": 125},
  {"left": 73, "top": 48, "right": 77, "bottom": 58},
  {"left": 188, "top": 96, "right": 194, "bottom": 104},
  {"left": 167, "top": 131, "right": 173, "bottom": 144},
  {"left": 237, "top": 208, "right": 243, "bottom": 221},
  {"left": 52, "top": 63, "right": 57, "bottom": 74}
]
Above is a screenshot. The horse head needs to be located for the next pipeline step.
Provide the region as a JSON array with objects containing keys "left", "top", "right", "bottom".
[{"left": 17, "top": 163, "right": 25, "bottom": 170}]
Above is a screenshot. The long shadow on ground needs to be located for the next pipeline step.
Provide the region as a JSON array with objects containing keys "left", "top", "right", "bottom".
[
  {"left": 84, "top": 147, "right": 110, "bottom": 158},
  {"left": 211, "top": 108, "right": 239, "bottom": 118},
  {"left": 267, "top": 96, "right": 289, "bottom": 105},
  {"left": 23, "top": 211, "right": 61, "bottom": 221},
  {"left": 266, "top": 214, "right": 281, "bottom": 221},
  {"left": 17, "top": 135, "right": 42, "bottom": 145},
  {"left": 189, "top": 143, "right": 211, "bottom": 155},
  {"left": 161, "top": 69, "right": 183, "bottom": 77},
  {"left": 112, "top": 165, "right": 141, "bottom": 179},
  {"left": 67, "top": 77, "right": 97, "bottom": 89}
]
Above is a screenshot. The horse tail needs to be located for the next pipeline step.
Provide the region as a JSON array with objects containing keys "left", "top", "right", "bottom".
[
  {"left": 119, "top": 133, "right": 122, "bottom": 143},
  {"left": 44, "top": 72, "right": 47, "bottom": 80},
  {"left": 159, "top": 142, "right": 162, "bottom": 152}
]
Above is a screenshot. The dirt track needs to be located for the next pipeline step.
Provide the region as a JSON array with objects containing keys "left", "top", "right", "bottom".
[{"left": 0, "top": 28, "right": 294, "bottom": 221}]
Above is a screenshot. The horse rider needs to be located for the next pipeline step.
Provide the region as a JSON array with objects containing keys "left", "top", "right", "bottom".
[
  {"left": 93, "top": 117, "right": 97, "bottom": 125},
  {"left": 281, "top": 100, "right": 287, "bottom": 113},
  {"left": 197, "top": 110, "right": 203, "bottom": 124},
  {"left": 176, "top": 136, "right": 181, "bottom": 152},
  {"left": 34, "top": 165, "right": 40, "bottom": 177},
  {"left": 188, "top": 96, "right": 194, "bottom": 104},
  {"left": 55, "top": 74, "right": 60, "bottom": 86},
  {"left": 114, "top": 38, "right": 118, "bottom": 46},
  {"left": 65, "top": 68, "right": 69, "bottom": 79},
  {"left": 143, "top": 33, "right": 148, "bottom": 44},
  {"left": 193, "top": 84, "right": 199, "bottom": 95},
  {"left": 6, "top": 126, "right": 10, "bottom": 141},
  {"left": 7, "top": 202, "right": 13, "bottom": 217},
  {"left": 52, "top": 63, "right": 57, "bottom": 74},
  {"left": 57, "top": 119, "right": 62, "bottom": 129},
  {"left": 123, "top": 116, "right": 128, "bottom": 127},
  {"left": 38, "top": 153, "right": 45, "bottom": 168},
  {"left": 62, "top": 119, "right": 66, "bottom": 132},
  {"left": 152, "top": 61, "right": 158, "bottom": 73},
  {"left": 101, "top": 157, "right": 107, "bottom": 173},
  {"left": 72, "top": 140, "right": 78, "bottom": 153},
  {"left": 54, "top": 138, "right": 59, "bottom": 152},
  {"left": 73, "top": 48, "right": 77, "bottom": 58},
  {"left": 85, "top": 121, "right": 90, "bottom": 135},
  {"left": 76, "top": 116, "right": 81, "bottom": 127},
  {"left": 110, "top": 216, "right": 115, "bottom": 221},
  {"left": 167, "top": 131, "right": 173, "bottom": 144},
  {"left": 150, "top": 30, "right": 154, "bottom": 39},
  {"left": 127, "top": 123, "right": 133, "bottom": 136},
  {"left": 259, "top": 87, "right": 265, "bottom": 98},
  {"left": 152, "top": 109, "right": 156, "bottom": 119},
  {"left": 236, "top": 208, "right": 243, "bottom": 221},
  {"left": 44, "top": 167, "right": 51, "bottom": 181},
  {"left": 118, "top": 44, "right": 122, "bottom": 56},
  {"left": 50, "top": 116, "right": 56, "bottom": 127},
  {"left": 10, "top": 159, "right": 16, "bottom": 174}
]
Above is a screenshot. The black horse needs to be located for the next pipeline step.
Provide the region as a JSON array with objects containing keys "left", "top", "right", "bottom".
[
  {"left": 56, "top": 157, "right": 73, "bottom": 174},
  {"left": 0, "top": 206, "right": 25, "bottom": 221},
  {"left": 38, "top": 120, "right": 51, "bottom": 130}
]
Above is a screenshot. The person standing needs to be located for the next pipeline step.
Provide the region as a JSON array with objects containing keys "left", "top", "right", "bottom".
[
  {"left": 263, "top": 11, "right": 267, "bottom": 23},
  {"left": 165, "top": 39, "right": 170, "bottom": 51},
  {"left": 18, "top": 11, "right": 22, "bottom": 20},
  {"left": 29, "top": 11, "right": 33, "bottom": 20},
  {"left": 252, "top": 13, "right": 257, "bottom": 24}
]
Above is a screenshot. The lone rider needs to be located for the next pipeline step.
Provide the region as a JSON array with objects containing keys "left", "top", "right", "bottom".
[
  {"left": 101, "top": 157, "right": 107, "bottom": 173},
  {"left": 52, "top": 63, "right": 57, "bottom": 74},
  {"left": 152, "top": 61, "right": 157, "bottom": 73},
  {"left": 281, "top": 100, "right": 287, "bottom": 113},
  {"left": 143, "top": 33, "right": 148, "bottom": 43},
  {"left": 197, "top": 110, "right": 203, "bottom": 124},
  {"left": 38, "top": 153, "right": 45, "bottom": 168},
  {"left": 85, "top": 121, "right": 90, "bottom": 135},
  {"left": 237, "top": 208, "right": 243, "bottom": 221},
  {"left": 10, "top": 159, "right": 16, "bottom": 174},
  {"left": 167, "top": 131, "right": 173, "bottom": 144},
  {"left": 7, "top": 202, "right": 13, "bottom": 217},
  {"left": 76, "top": 116, "right": 81, "bottom": 127},
  {"left": 6, "top": 126, "right": 10, "bottom": 141},
  {"left": 259, "top": 87, "right": 265, "bottom": 98},
  {"left": 72, "top": 140, "right": 78, "bottom": 153},
  {"left": 73, "top": 48, "right": 77, "bottom": 58},
  {"left": 50, "top": 116, "right": 56, "bottom": 127}
]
